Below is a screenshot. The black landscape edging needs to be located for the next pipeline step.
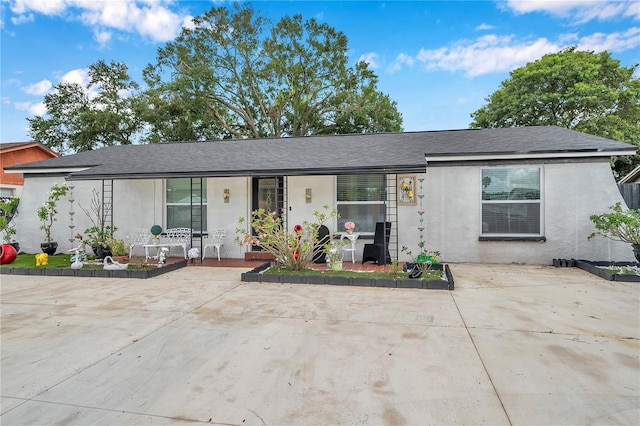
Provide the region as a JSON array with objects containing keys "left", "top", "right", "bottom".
[
  {"left": 0, "top": 260, "right": 187, "bottom": 279},
  {"left": 241, "top": 262, "right": 454, "bottom": 290},
  {"left": 575, "top": 260, "right": 640, "bottom": 282}
]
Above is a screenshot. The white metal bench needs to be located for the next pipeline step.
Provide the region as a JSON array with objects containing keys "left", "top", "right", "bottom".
[{"left": 144, "top": 227, "right": 191, "bottom": 260}]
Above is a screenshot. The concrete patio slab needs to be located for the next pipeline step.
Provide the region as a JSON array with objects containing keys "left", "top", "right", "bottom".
[{"left": 2, "top": 263, "right": 639, "bottom": 425}]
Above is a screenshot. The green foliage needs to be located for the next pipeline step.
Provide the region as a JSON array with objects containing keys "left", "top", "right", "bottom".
[
  {"left": 36, "top": 184, "right": 69, "bottom": 243},
  {"left": 28, "top": 60, "right": 142, "bottom": 154},
  {"left": 79, "top": 189, "right": 116, "bottom": 247},
  {"left": 401, "top": 245, "right": 440, "bottom": 273},
  {"left": 105, "top": 236, "right": 127, "bottom": 256},
  {"left": 142, "top": 3, "right": 402, "bottom": 141},
  {"left": 0, "top": 197, "right": 19, "bottom": 243},
  {"left": 236, "top": 204, "right": 338, "bottom": 271},
  {"left": 588, "top": 202, "right": 640, "bottom": 245},
  {"left": 324, "top": 239, "right": 347, "bottom": 263},
  {"left": 470, "top": 47, "right": 640, "bottom": 178}
]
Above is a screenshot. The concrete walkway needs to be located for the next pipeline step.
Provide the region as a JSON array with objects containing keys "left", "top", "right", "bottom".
[{"left": 1, "top": 264, "right": 638, "bottom": 425}]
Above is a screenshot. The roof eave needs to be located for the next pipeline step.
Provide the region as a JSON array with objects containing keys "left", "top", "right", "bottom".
[
  {"left": 64, "top": 165, "right": 426, "bottom": 181},
  {"left": 425, "top": 149, "right": 636, "bottom": 163}
]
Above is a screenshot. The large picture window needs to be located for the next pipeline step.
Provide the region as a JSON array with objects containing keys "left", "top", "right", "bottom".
[
  {"left": 166, "top": 178, "right": 207, "bottom": 231},
  {"left": 337, "top": 174, "right": 386, "bottom": 234},
  {"left": 481, "top": 168, "right": 542, "bottom": 236}
]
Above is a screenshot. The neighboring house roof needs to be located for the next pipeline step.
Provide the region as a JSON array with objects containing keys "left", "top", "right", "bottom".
[
  {"left": 4, "top": 126, "right": 636, "bottom": 181},
  {"left": 0, "top": 141, "right": 58, "bottom": 157},
  {"left": 0, "top": 141, "right": 59, "bottom": 188},
  {"left": 619, "top": 165, "right": 640, "bottom": 184}
]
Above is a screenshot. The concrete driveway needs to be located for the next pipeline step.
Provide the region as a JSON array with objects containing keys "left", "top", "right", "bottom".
[{"left": 1, "top": 264, "right": 639, "bottom": 425}]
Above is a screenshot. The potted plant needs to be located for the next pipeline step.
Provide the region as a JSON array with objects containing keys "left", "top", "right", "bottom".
[
  {"left": 105, "top": 236, "right": 127, "bottom": 262},
  {"left": 79, "top": 189, "right": 115, "bottom": 259},
  {"left": 324, "top": 241, "right": 345, "bottom": 271},
  {"left": 36, "top": 184, "right": 69, "bottom": 255},
  {"left": 401, "top": 245, "right": 440, "bottom": 278},
  {"left": 0, "top": 197, "right": 20, "bottom": 252},
  {"left": 589, "top": 202, "right": 640, "bottom": 262}
]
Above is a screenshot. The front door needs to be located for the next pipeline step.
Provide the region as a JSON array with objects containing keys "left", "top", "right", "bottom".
[{"left": 251, "top": 177, "right": 284, "bottom": 251}]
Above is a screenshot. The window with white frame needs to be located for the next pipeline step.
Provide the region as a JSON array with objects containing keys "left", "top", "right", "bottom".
[
  {"left": 166, "top": 178, "right": 207, "bottom": 231},
  {"left": 337, "top": 174, "right": 386, "bottom": 234},
  {"left": 481, "top": 167, "right": 542, "bottom": 236},
  {"left": 0, "top": 188, "right": 15, "bottom": 198}
]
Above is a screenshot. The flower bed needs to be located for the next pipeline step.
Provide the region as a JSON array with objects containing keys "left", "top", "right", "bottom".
[
  {"left": 0, "top": 259, "right": 187, "bottom": 279},
  {"left": 241, "top": 262, "right": 455, "bottom": 290},
  {"left": 575, "top": 260, "right": 640, "bottom": 282}
]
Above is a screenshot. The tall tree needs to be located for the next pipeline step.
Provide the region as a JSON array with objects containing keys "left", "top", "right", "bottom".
[
  {"left": 141, "top": 3, "right": 402, "bottom": 141},
  {"left": 28, "top": 60, "right": 142, "bottom": 154},
  {"left": 470, "top": 47, "right": 640, "bottom": 178}
]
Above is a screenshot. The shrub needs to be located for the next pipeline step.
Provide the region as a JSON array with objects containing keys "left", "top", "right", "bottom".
[
  {"left": 589, "top": 202, "right": 640, "bottom": 245},
  {"left": 236, "top": 205, "right": 338, "bottom": 271}
]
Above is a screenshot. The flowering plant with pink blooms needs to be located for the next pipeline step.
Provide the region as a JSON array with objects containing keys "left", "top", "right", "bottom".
[
  {"left": 235, "top": 205, "right": 338, "bottom": 271},
  {"left": 344, "top": 222, "right": 355, "bottom": 231}
]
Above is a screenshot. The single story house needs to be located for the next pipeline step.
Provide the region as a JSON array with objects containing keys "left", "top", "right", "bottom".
[{"left": 5, "top": 126, "right": 637, "bottom": 264}]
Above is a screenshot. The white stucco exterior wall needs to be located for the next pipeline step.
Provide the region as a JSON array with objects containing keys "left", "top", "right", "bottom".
[
  {"left": 13, "top": 160, "right": 634, "bottom": 264},
  {"left": 416, "top": 161, "right": 635, "bottom": 264}
]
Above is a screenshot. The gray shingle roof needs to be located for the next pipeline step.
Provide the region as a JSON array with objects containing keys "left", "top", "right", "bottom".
[{"left": 5, "top": 126, "right": 635, "bottom": 180}]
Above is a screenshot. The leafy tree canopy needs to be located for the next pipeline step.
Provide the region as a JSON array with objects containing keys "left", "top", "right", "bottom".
[
  {"left": 141, "top": 2, "right": 402, "bottom": 141},
  {"left": 28, "top": 60, "right": 142, "bottom": 154},
  {"left": 470, "top": 47, "right": 640, "bottom": 178}
]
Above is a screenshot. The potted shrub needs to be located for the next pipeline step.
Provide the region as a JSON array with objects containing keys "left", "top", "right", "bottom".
[
  {"left": 589, "top": 202, "right": 640, "bottom": 262},
  {"left": 36, "top": 184, "right": 69, "bottom": 255},
  {"left": 324, "top": 241, "right": 345, "bottom": 271},
  {"left": 0, "top": 197, "right": 20, "bottom": 252},
  {"left": 79, "top": 189, "right": 115, "bottom": 260},
  {"left": 83, "top": 225, "right": 115, "bottom": 259},
  {"left": 401, "top": 245, "right": 440, "bottom": 278},
  {"left": 105, "top": 236, "right": 127, "bottom": 262}
]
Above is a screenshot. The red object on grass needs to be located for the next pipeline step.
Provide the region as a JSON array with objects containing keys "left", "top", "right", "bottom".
[{"left": 0, "top": 244, "right": 17, "bottom": 264}]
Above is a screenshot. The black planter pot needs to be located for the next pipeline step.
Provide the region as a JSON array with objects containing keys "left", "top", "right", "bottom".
[
  {"left": 633, "top": 244, "right": 640, "bottom": 263},
  {"left": 92, "top": 245, "right": 112, "bottom": 260},
  {"left": 9, "top": 242, "right": 20, "bottom": 253},
  {"left": 41, "top": 242, "right": 58, "bottom": 255}
]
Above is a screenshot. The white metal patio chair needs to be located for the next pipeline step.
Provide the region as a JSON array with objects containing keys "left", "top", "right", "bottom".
[
  {"left": 128, "top": 227, "right": 151, "bottom": 258},
  {"left": 202, "top": 229, "right": 228, "bottom": 261}
]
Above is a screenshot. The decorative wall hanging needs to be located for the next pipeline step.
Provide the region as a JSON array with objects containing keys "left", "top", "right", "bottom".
[{"left": 398, "top": 175, "right": 417, "bottom": 205}]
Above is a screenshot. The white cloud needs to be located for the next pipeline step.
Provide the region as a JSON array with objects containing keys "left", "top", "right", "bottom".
[
  {"left": 14, "top": 101, "right": 46, "bottom": 116},
  {"left": 21, "top": 79, "right": 52, "bottom": 95},
  {"left": 414, "top": 25, "right": 640, "bottom": 77},
  {"left": 578, "top": 27, "right": 640, "bottom": 52},
  {"left": 93, "top": 28, "right": 112, "bottom": 46},
  {"left": 387, "top": 53, "right": 415, "bottom": 74},
  {"left": 359, "top": 52, "right": 379, "bottom": 69},
  {"left": 8, "top": 0, "right": 189, "bottom": 43},
  {"left": 475, "top": 23, "right": 495, "bottom": 31},
  {"left": 11, "top": 13, "right": 35, "bottom": 25},
  {"left": 136, "top": 4, "right": 184, "bottom": 41},
  {"left": 10, "top": 0, "right": 66, "bottom": 15},
  {"left": 61, "top": 68, "right": 90, "bottom": 87},
  {"left": 502, "top": 0, "right": 639, "bottom": 23},
  {"left": 416, "top": 34, "right": 561, "bottom": 77}
]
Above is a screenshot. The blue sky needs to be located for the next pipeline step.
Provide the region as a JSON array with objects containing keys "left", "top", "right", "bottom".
[{"left": 1, "top": 0, "right": 638, "bottom": 144}]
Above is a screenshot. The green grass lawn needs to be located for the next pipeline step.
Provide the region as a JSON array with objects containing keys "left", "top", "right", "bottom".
[
  {"left": 267, "top": 265, "right": 444, "bottom": 281},
  {"left": 1, "top": 253, "right": 153, "bottom": 270}
]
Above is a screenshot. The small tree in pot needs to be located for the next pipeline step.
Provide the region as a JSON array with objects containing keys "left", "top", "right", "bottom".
[
  {"left": 0, "top": 197, "right": 20, "bottom": 252},
  {"left": 79, "top": 189, "right": 115, "bottom": 260},
  {"left": 589, "top": 202, "right": 640, "bottom": 262},
  {"left": 37, "top": 184, "right": 69, "bottom": 254}
]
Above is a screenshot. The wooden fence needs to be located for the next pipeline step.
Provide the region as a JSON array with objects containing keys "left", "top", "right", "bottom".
[{"left": 618, "top": 183, "right": 640, "bottom": 210}]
